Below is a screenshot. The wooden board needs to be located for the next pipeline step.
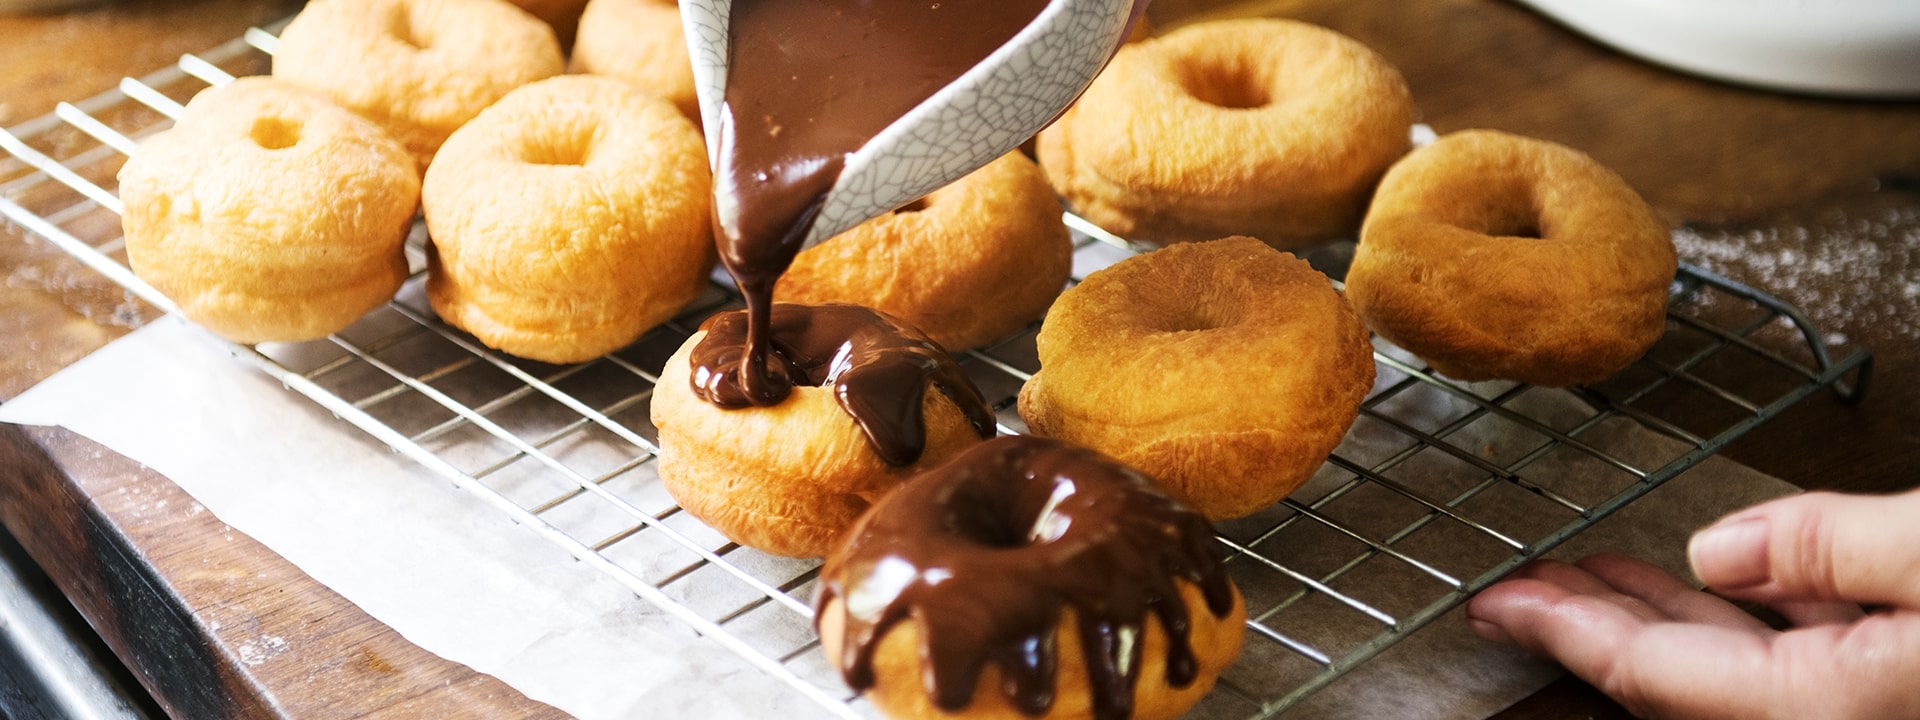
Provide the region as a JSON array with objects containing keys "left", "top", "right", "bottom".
[{"left": 0, "top": 425, "right": 565, "bottom": 718}]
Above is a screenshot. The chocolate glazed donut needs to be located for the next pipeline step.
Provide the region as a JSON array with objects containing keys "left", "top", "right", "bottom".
[
  {"left": 650, "top": 303, "right": 996, "bottom": 558},
  {"left": 816, "top": 436, "right": 1246, "bottom": 720}
]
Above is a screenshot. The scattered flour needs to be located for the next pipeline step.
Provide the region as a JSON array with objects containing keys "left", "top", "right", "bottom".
[
  {"left": 1673, "top": 204, "right": 1920, "bottom": 351},
  {"left": 237, "top": 635, "right": 290, "bottom": 666}
]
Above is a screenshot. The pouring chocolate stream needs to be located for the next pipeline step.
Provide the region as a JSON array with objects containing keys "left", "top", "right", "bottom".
[
  {"left": 683, "top": 0, "right": 1146, "bottom": 457},
  {"left": 703, "top": 0, "right": 1050, "bottom": 406}
]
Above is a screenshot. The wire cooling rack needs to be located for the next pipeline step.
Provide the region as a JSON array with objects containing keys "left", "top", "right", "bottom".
[{"left": 1, "top": 23, "right": 1876, "bottom": 720}]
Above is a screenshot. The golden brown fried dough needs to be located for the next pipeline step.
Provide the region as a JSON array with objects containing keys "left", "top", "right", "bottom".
[
  {"left": 1037, "top": 18, "right": 1413, "bottom": 248},
  {"left": 775, "top": 153, "right": 1072, "bottom": 350},
  {"left": 1018, "top": 237, "right": 1375, "bottom": 519},
  {"left": 569, "top": 0, "right": 699, "bottom": 122},
  {"left": 118, "top": 78, "right": 417, "bottom": 344},
  {"left": 273, "top": 0, "right": 565, "bottom": 171},
  {"left": 423, "top": 75, "right": 711, "bottom": 364},
  {"left": 1345, "top": 130, "right": 1676, "bottom": 387}
]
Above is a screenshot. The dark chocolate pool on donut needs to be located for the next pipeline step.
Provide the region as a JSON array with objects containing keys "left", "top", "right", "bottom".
[
  {"left": 817, "top": 436, "right": 1237, "bottom": 719},
  {"left": 689, "top": 303, "right": 995, "bottom": 466}
]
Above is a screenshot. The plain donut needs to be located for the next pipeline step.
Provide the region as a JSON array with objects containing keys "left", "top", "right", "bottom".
[
  {"left": 1018, "top": 237, "right": 1375, "bottom": 519},
  {"left": 569, "top": 0, "right": 698, "bottom": 121},
  {"left": 273, "top": 0, "right": 564, "bottom": 171},
  {"left": 118, "top": 78, "right": 417, "bottom": 344},
  {"left": 1037, "top": 18, "right": 1413, "bottom": 248},
  {"left": 1345, "top": 129, "right": 1677, "bottom": 387},
  {"left": 422, "top": 75, "right": 711, "bottom": 364}
]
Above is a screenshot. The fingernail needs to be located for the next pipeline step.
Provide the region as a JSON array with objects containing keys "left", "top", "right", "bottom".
[
  {"left": 1688, "top": 516, "right": 1771, "bottom": 590},
  {"left": 1466, "top": 617, "right": 1513, "bottom": 645}
]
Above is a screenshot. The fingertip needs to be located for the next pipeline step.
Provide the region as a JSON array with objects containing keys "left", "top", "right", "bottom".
[
  {"left": 1470, "top": 577, "right": 1571, "bottom": 613},
  {"left": 1477, "top": 585, "right": 1660, "bottom": 681},
  {"left": 1694, "top": 490, "right": 1920, "bottom": 607},
  {"left": 1467, "top": 578, "right": 1576, "bottom": 653},
  {"left": 1466, "top": 616, "right": 1513, "bottom": 645},
  {"left": 1467, "top": 579, "right": 1532, "bottom": 625},
  {"left": 1687, "top": 515, "right": 1771, "bottom": 591}
]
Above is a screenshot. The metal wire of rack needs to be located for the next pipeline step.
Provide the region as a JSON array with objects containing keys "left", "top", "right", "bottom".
[{"left": 0, "top": 23, "right": 1875, "bottom": 720}]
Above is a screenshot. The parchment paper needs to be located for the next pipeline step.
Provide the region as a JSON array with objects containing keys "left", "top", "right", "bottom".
[
  {"left": 0, "top": 316, "right": 832, "bottom": 720},
  {"left": 0, "top": 316, "right": 1798, "bottom": 719}
]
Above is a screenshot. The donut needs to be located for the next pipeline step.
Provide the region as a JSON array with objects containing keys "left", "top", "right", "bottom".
[
  {"left": 773, "top": 153, "right": 1072, "bottom": 350},
  {"left": 1344, "top": 129, "right": 1677, "bottom": 387},
  {"left": 422, "top": 75, "right": 710, "bottom": 364},
  {"left": 1018, "top": 237, "right": 1374, "bottom": 519},
  {"left": 649, "top": 303, "right": 996, "bottom": 557},
  {"left": 816, "top": 435, "right": 1245, "bottom": 720},
  {"left": 272, "top": 0, "right": 565, "bottom": 171},
  {"left": 1036, "top": 18, "right": 1414, "bottom": 248},
  {"left": 117, "top": 77, "right": 417, "bottom": 344},
  {"left": 569, "top": 0, "right": 698, "bottom": 122}
]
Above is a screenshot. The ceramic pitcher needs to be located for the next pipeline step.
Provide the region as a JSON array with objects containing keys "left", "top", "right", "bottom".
[{"left": 679, "top": 0, "right": 1145, "bottom": 249}]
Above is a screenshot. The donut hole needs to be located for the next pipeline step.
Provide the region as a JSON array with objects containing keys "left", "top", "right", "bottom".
[
  {"left": 1175, "top": 58, "right": 1273, "bottom": 110},
  {"left": 1495, "top": 221, "right": 1544, "bottom": 240},
  {"left": 942, "top": 487, "right": 1040, "bottom": 549},
  {"left": 1143, "top": 302, "right": 1235, "bottom": 333},
  {"left": 388, "top": 6, "right": 432, "bottom": 50},
  {"left": 1477, "top": 200, "right": 1547, "bottom": 240},
  {"left": 248, "top": 116, "right": 303, "bottom": 150},
  {"left": 519, "top": 133, "right": 592, "bottom": 166},
  {"left": 948, "top": 510, "right": 1025, "bottom": 548},
  {"left": 1453, "top": 218, "right": 1546, "bottom": 242},
  {"left": 1455, "top": 175, "right": 1551, "bottom": 240}
]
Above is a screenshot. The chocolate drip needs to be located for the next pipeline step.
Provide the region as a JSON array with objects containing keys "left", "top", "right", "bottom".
[
  {"left": 817, "top": 436, "right": 1237, "bottom": 719},
  {"left": 709, "top": 0, "right": 1052, "bottom": 406},
  {"left": 689, "top": 303, "right": 995, "bottom": 466}
]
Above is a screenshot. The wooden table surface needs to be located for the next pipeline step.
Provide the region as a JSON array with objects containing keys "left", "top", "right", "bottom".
[{"left": 2, "top": 0, "right": 1916, "bottom": 718}]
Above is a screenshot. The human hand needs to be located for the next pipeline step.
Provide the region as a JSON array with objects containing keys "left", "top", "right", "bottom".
[{"left": 1465, "top": 489, "right": 1920, "bottom": 720}]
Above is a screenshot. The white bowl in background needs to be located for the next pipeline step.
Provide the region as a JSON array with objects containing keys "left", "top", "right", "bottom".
[{"left": 1516, "top": 0, "right": 1920, "bottom": 98}]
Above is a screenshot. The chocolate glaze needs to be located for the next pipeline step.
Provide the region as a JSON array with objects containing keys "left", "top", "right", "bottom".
[
  {"left": 708, "top": 0, "right": 1052, "bottom": 406},
  {"left": 689, "top": 303, "right": 995, "bottom": 466},
  {"left": 817, "top": 436, "right": 1237, "bottom": 719}
]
